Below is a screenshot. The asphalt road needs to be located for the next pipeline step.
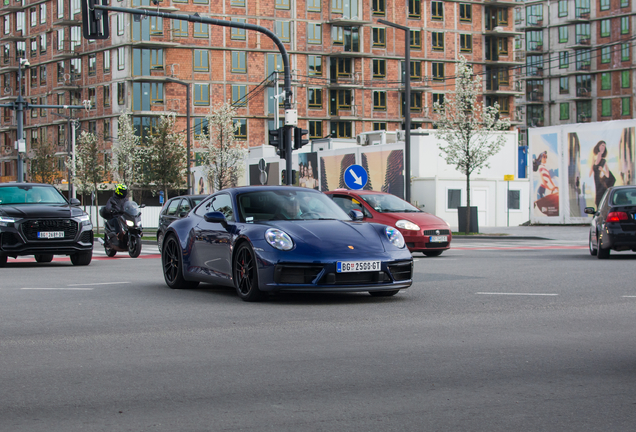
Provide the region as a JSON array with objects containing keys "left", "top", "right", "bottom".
[{"left": 1, "top": 238, "right": 636, "bottom": 431}]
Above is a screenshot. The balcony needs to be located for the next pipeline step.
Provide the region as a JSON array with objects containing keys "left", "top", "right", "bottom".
[
  {"left": 526, "top": 89, "right": 544, "bottom": 102},
  {"left": 577, "top": 113, "right": 592, "bottom": 122},
  {"left": 576, "top": 61, "right": 591, "bottom": 71},
  {"left": 576, "top": 87, "right": 592, "bottom": 98},
  {"left": 566, "top": 8, "right": 591, "bottom": 23},
  {"left": 525, "top": 67, "right": 544, "bottom": 77},
  {"left": 1, "top": 0, "right": 24, "bottom": 12},
  {"left": 527, "top": 42, "right": 544, "bottom": 52},
  {"left": 329, "top": 74, "right": 364, "bottom": 87},
  {"left": 0, "top": 30, "right": 26, "bottom": 42},
  {"left": 52, "top": 40, "right": 80, "bottom": 60},
  {"left": 327, "top": 17, "right": 371, "bottom": 27},
  {"left": 0, "top": 57, "right": 20, "bottom": 73}
]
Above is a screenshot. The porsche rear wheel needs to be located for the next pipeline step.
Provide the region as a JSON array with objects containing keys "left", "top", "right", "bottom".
[
  {"left": 35, "top": 254, "right": 54, "bottom": 263},
  {"left": 589, "top": 232, "right": 597, "bottom": 256},
  {"left": 369, "top": 289, "right": 400, "bottom": 297},
  {"left": 162, "top": 236, "right": 199, "bottom": 289},
  {"left": 234, "top": 243, "right": 266, "bottom": 302}
]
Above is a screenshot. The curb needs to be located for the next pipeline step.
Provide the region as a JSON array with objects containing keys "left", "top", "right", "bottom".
[{"left": 452, "top": 235, "right": 550, "bottom": 240}]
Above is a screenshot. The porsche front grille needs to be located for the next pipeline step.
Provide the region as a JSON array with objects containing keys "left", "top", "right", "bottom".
[
  {"left": 274, "top": 264, "right": 324, "bottom": 284},
  {"left": 388, "top": 261, "right": 413, "bottom": 281}
]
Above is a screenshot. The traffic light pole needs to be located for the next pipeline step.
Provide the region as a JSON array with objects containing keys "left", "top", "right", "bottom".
[{"left": 90, "top": 3, "right": 295, "bottom": 184}]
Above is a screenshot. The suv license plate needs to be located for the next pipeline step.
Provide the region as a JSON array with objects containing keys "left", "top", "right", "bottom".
[
  {"left": 430, "top": 235, "right": 448, "bottom": 242},
  {"left": 38, "top": 231, "right": 64, "bottom": 239},
  {"left": 337, "top": 260, "right": 381, "bottom": 273}
]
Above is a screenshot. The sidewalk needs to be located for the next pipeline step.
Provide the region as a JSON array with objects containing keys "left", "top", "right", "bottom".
[{"left": 453, "top": 224, "right": 590, "bottom": 241}]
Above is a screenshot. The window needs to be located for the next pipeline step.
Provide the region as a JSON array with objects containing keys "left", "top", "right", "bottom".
[
  {"left": 601, "top": 47, "right": 611, "bottom": 64},
  {"left": 601, "top": 99, "right": 612, "bottom": 117},
  {"left": 560, "top": 102, "right": 569, "bottom": 120},
  {"left": 117, "top": 82, "right": 125, "bottom": 105},
  {"left": 373, "top": 122, "right": 387, "bottom": 131},
  {"left": 194, "top": 22, "right": 208, "bottom": 38},
  {"left": 498, "top": 38, "right": 508, "bottom": 55},
  {"left": 117, "top": 47, "right": 125, "bottom": 70},
  {"left": 372, "top": 27, "right": 385, "bottom": 47},
  {"left": 40, "top": 4, "right": 46, "bottom": 24},
  {"left": 408, "top": 61, "right": 422, "bottom": 80},
  {"left": 276, "top": 0, "right": 290, "bottom": 9},
  {"left": 308, "top": 55, "right": 322, "bottom": 76},
  {"left": 30, "top": 98, "right": 37, "bottom": 118},
  {"left": 30, "top": 7, "right": 36, "bottom": 27},
  {"left": 308, "top": 88, "right": 322, "bottom": 108},
  {"left": 275, "top": 21, "right": 291, "bottom": 43},
  {"left": 332, "top": 27, "right": 343, "bottom": 45},
  {"left": 432, "top": 32, "right": 444, "bottom": 51},
  {"left": 308, "top": 23, "right": 321, "bottom": 44},
  {"left": 459, "top": 4, "right": 472, "bottom": 22},
  {"left": 231, "top": 18, "right": 246, "bottom": 40},
  {"left": 559, "top": 51, "right": 569, "bottom": 69},
  {"left": 88, "top": 53, "right": 96, "bottom": 76},
  {"left": 30, "top": 38, "right": 37, "bottom": 57},
  {"left": 409, "top": 0, "right": 422, "bottom": 18},
  {"left": 621, "top": 16, "right": 629, "bottom": 34},
  {"left": 460, "top": 34, "right": 472, "bottom": 52},
  {"left": 410, "top": 30, "right": 421, "bottom": 49},
  {"left": 558, "top": 0, "right": 568, "bottom": 16},
  {"left": 40, "top": 96, "right": 46, "bottom": 116},
  {"left": 195, "top": 84, "right": 210, "bottom": 106},
  {"left": 433, "top": 93, "right": 445, "bottom": 109},
  {"left": 39, "top": 34, "right": 47, "bottom": 54},
  {"left": 431, "top": 1, "right": 443, "bottom": 20},
  {"left": 621, "top": 70, "right": 630, "bottom": 88},
  {"left": 132, "top": 82, "right": 163, "bottom": 110},
  {"left": 103, "top": 85, "right": 110, "bottom": 107},
  {"left": 372, "top": 0, "right": 385, "bottom": 16},
  {"left": 331, "top": 121, "right": 352, "bottom": 138},
  {"left": 448, "top": 189, "right": 461, "bottom": 209},
  {"left": 172, "top": 19, "right": 187, "bottom": 37},
  {"left": 334, "top": 57, "right": 352, "bottom": 77},
  {"left": 150, "top": 17, "right": 163, "bottom": 35},
  {"left": 267, "top": 53, "right": 283, "bottom": 76},
  {"left": 309, "top": 120, "right": 322, "bottom": 139},
  {"left": 57, "top": 93, "right": 64, "bottom": 113},
  {"left": 600, "top": 19, "right": 610, "bottom": 38},
  {"left": 307, "top": 0, "right": 321, "bottom": 12},
  {"left": 231, "top": 51, "right": 246, "bottom": 73},
  {"left": 88, "top": 88, "right": 96, "bottom": 109},
  {"left": 57, "top": 61, "right": 64, "bottom": 82},
  {"left": 331, "top": 89, "right": 352, "bottom": 112},
  {"left": 622, "top": 97, "right": 630, "bottom": 115},
  {"left": 432, "top": 62, "right": 445, "bottom": 81},
  {"left": 576, "top": 100, "right": 592, "bottom": 121},
  {"left": 600, "top": 0, "right": 610, "bottom": 10},
  {"left": 621, "top": 0, "right": 630, "bottom": 7},
  {"left": 622, "top": 43, "right": 630, "bottom": 61},
  {"left": 232, "top": 84, "right": 247, "bottom": 107},
  {"left": 373, "top": 91, "right": 386, "bottom": 110},
  {"left": 117, "top": 14, "right": 124, "bottom": 36},
  {"left": 194, "top": 50, "right": 209, "bottom": 72},
  {"left": 373, "top": 59, "right": 386, "bottom": 78},
  {"left": 402, "top": 91, "right": 422, "bottom": 113},
  {"left": 194, "top": 118, "right": 209, "bottom": 140},
  {"left": 39, "top": 65, "right": 46, "bottom": 86},
  {"left": 234, "top": 119, "right": 247, "bottom": 140},
  {"left": 231, "top": 0, "right": 245, "bottom": 6},
  {"left": 104, "top": 50, "right": 110, "bottom": 73},
  {"left": 559, "top": 26, "right": 568, "bottom": 43}
]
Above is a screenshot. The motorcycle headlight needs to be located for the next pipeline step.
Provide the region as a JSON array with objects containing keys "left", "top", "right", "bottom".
[
  {"left": 0, "top": 216, "right": 17, "bottom": 226},
  {"left": 265, "top": 228, "right": 294, "bottom": 251},
  {"left": 126, "top": 220, "right": 135, "bottom": 227},
  {"left": 395, "top": 219, "right": 420, "bottom": 231},
  {"left": 385, "top": 226, "right": 405, "bottom": 249}
]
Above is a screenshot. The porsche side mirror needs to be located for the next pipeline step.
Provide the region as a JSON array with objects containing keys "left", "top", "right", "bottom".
[
  {"left": 584, "top": 207, "right": 596, "bottom": 215},
  {"left": 204, "top": 211, "right": 227, "bottom": 224},
  {"left": 179, "top": 211, "right": 188, "bottom": 218},
  {"left": 70, "top": 198, "right": 81, "bottom": 206},
  {"left": 349, "top": 209, "right": 364, "bottom": 221}
]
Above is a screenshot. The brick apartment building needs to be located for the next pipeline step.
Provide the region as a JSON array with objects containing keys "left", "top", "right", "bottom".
[{"left": 0, "top": 0, "right": 522, "bottom": 187}]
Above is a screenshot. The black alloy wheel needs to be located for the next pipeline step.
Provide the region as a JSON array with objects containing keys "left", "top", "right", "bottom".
[
  {"left": 128, "top": 235, "right": 142, "bottom": 258},
  {"left": 162, "top": 235, "right": 198, "bottom": 289},
  {"left": 597, "top": 230, "right": 610, "bottom": 259},
  {"left": 70, "top": 251, "right": 92, "bottom": 266},
  {"left": 234, "top": 243, "right": 266, "bottom": 302},
  {"left": 588, "top": 231, "right": 597, "bottom": 256},
  {"left": 35, "top": 254, "right": 54, "bottom": 263}
]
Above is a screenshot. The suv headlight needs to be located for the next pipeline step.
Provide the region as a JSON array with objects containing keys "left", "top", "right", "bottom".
[
  {"left": 395, "top": 220, "right": 420, "bottom": 231},
  {"left": 265, "top": 228, "right": 294, "bottom": 251},
  {"left": 76, "top": 214, "right": 91, "bottom": 226},
  {"left": 385, "top": 226, "right": 405, "bottom": 248},
  {"left": 0, "top": 216, "right": 17, "bottom": 226}
]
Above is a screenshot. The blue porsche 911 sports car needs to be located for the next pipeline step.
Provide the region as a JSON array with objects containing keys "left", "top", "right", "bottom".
[{"left": 161, "top": 186, "right": 413, "bottom": 301}]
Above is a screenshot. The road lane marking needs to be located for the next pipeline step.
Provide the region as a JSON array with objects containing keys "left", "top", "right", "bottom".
[
  {"left": 622, "top": 295, "right": 636, "bottom": 298},
  {"left": 21, "top": 288, "right": 94, "bottom": 290},
  {"left": 476, "top": 292, "right": 559, "bottom": 296},
  {"left": 67, "top": 282, "right": 130, "bottom": 286}
]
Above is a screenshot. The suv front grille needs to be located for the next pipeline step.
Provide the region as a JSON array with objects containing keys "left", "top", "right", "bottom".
[{"left": 21, "top": 219, "right": 78, "bottom": 241}]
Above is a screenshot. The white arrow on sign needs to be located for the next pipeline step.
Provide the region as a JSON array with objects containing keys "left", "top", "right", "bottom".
[{"left": 349, "top": 168, "right": 363, "bottom": 185}]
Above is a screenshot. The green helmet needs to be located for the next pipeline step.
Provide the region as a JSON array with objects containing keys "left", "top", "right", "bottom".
[{"left": 115, "top": 184, "right": 128, "bottom": 198}]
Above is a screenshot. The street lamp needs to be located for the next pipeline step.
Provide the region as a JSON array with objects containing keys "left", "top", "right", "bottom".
[
  {"left": 164, "top": 77, "right": 191, "bottom": 194},
  {"left": 377, "top": 19, "right": 412, "bottom": 203},
  {"left": 15, "top": 58, "right": 31, "bottom": 183}
]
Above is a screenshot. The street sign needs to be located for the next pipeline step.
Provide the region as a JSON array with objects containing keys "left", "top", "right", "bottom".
[
  {"left": 504, "top": 174, "right": 515, "bottom": 181},
  {"left": 344, "top": 164, "right": 368, "bottom": 190},
  {"left": 258, "top": 158, "right": 266, "bottom": 171},
  {"left": 159, "top": 190, "right": 164, "bottom": 204}
]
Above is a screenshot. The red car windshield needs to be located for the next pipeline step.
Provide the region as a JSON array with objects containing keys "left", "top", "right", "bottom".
[{"left": 360, "top": 194, "right": 421, "bottom": 213}]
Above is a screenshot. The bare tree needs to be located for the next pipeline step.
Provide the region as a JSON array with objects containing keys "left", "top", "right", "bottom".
[
  {"left": 72, "top": 131, "right": 107, "bottom": 233},
  {"left": 112, "top": 111, "right": 146, "bottom": 201},
  {"left": 201, "top": 102, "right": 247, "bottom": 192},
  {"left": 147, "top": 112, "right": 187, "bottom": 200},
  {"left": 433, "top": 56, "right": 511, "bottom": 233},
  {"left": 28, "top": 141, "right": 61, "bottom": 184}
]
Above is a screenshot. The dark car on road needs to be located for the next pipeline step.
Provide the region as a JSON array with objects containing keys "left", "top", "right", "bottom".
[
  {"left": 325, "top": 189, "right": 452, "bottom": 256},
  {"left": 585, "top": 185, "right": 636, "bottom": 259},
  {"left": 161, "top": 186, "right": 413, "bottom": 301},
  {"left": 0, "top": 183, "right": 94, "bottom": 266},
  {"left": 157, "top": 194, "right": 207, "bottom": 250}
]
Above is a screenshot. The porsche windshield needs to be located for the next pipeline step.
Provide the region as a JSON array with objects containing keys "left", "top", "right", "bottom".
[
  {"left": 238, "top": 190, "right": 350, "bottom": 222},
  {"left": 360, "top": 193, "right": 421, "bottom": 213},
  {"left": 0, "top": 186, "right": 68, "bottom": 205}
]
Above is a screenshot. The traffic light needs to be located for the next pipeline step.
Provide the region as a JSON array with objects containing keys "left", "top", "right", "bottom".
[
  {"left": 294, "top": 127, "right": 309, "bottom": 150},
  {"left": 81, "top": 0, "right": 110, "bottom": 40},
  {"left": 268, "top": 127, "right": 286, "bottom": 158},
  {"left": 281, "top": 169, "right": 286, "bottom": 185}
]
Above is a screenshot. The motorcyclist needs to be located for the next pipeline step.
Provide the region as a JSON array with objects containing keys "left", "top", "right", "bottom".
[{"left": 104, "top": 184, "right": 128, "bottom": 239}]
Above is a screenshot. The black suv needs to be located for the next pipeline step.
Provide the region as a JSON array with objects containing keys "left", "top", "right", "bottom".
[{"left": 0, "top": 183, "right": 94, "bottom": 266}]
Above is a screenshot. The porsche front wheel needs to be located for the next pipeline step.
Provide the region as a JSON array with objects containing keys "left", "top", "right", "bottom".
[{"left": 234, "top": 243, "right": 266, "bottom": 302}]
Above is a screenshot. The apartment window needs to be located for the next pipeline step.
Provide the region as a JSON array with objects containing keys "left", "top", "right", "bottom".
[
  {"left": 621, "top": 70, "right": 630, "bottom": 88},
  {"left": 232, "top": 84, "right": 247, "bottom": 107},
  {"left": 622, "top": 97, "right": 630, "bottom": 115},
  {"left": 526, "top": 30, "right": 543, "bottom": 51},
  {"left": 308, "top": 23, "right": 322, "bottom": 44},
  {"left": 57, "top": 0, "right": 64, "bottom": 18},
  {"left": 30, "top": 69, "right": 37, "bottom": 88},
  {"left": 558, "top": 0, "right": 568, "bottom": 16},
  {"left": 150, "top": 17, "right": 163, "bottom": 35},
  {"left": 40, "top": 4, "right": 46, "bottom": 24},
  {"left": 103, "top": 85, "right": 110, "bottom": 107},
  {"left": 172, "top": 19, "right": 187, "bottom": 37},
  {"left": 39, "top": 65, "right": 46, "bottom": 85},
  {"left": 40, "top": 96, "right": 46, "bottom": 116},
  {"left": 194, "top": 50, "right": 209, "bottom": 72},
  {"left": 30, "top": 38, "right": 36, "bottom": 57},
  {"left": 432, "top": 32, "right": 444, "bottom": 51},
  {"left": 575, "top": 23, "right": 590, "bottom": 43},
  {"left": 30, "top": 7, "right": 36, "bottom": 27},
  {"left": 431, "top": 1, "right": 442, "bottom": 20},
  {"left": 88, "top": 88, "right": 96, "bottom": 109},
  {"left": 193, "top": 84, "right": 210, "bottom": 106},
  {"left": 372, "top": 0, "right": 385, "bottom": 16},
  {"left": 402, "top": 92, "right": 422, "bottom": 113},
  {"left": 515, "top": 35, "right": 522, "bottom": 50},
  {"left": 308, "top": 55, "right": 322, "bottom": 76},
  {"left": 231, "top": 0, "right": 245, "bottom": 6},
  {"left": 88, "top": 53, "right": 96, "bottom": 76},
  {"left": 448, "top": 189, "right": 461, "bottom": 209},
  {"left": 409, "top": 30, "right": 421, "bottom": 49},
  {"left": 409, "top": 0, "right": 422, "bottom": 18},
  {"left": 409, "top": 61, "right": 422, "bottom": 80},
  {"left": 373, "top": 59, "right": 386, "bottom": 78},
  {"left": 577, "top": 101, "right": 592, "bottom": 121},
  {"left": 307, "top": 0, "right": 321, "bottom": 12},
  {"left": 373, "top": 122, "right": 387, "bottom": 131},
  {"left": 600, "top": 19, "right": 610, "bottom": 38},
  {"left": 117, "top": 82, "right": 125, "bottom": 105},
  {"left": 117, "top": 14, "right": 124, "bottom": 36},
  {"left": 601, "top": 99, "right": 612, "bottom": 117},
  {"left": 433, "top": 93, "right": 445, "bottom": 109},
  {"left": 231, "top": 51, "right": 246, "bottom": 73},
  {"left": 56, "top": 93, "right": 64, "bottom": 114},
  {"left": 193, "top": 119, "right": 209, "bottom": 141},
  {"left": 601, "top": 47, "right": 611, "bottom": 64},
  {"left": 57, "top": 124, "right": 65, "bottom": 146},
  {"left": 560, "top": 77, "right": 569, "bottom": 94},
  {"left": 373, "top": 91, "right": 386, "bottom": 110},
  {"left": 117, "top": 47, "right": 125, "bottom": 70},
  {"left": 559, "top": 26, "right": 568, "bottom": 43},
  {"left": 234, "top": 119, "right": 247, "bottom": 140},
  {"left": 275, "top": 21, "right": 291, "bottom": 43},
  {"left": 331, "top": 121, "right": 352, "bottom": 138},
  {"left": 560, "top": 102, "right": 569, "bottom": 120},
  {"left": 622, "top": 43, "right": 630, "bottom": 61},
  {"left": 600, "top": 0, "right": 610, "bottom": 10},
  {"left": 621, "top": 0, "right": 630, "bottom": 6},
  {"left": 231, "top": 18, "right": 246, "bottom": 40},
  {"left": 194, "top": 22, "right": 208, "bottom": 38},
  {"left": 308, "top": 88, "right": 322, "bottom": 109},
  {"left": 30, "top": 98, "right": 37, "bottom": 117},
  {"left": 332, "top": 89, "right": 352, "bottom": 111},
  {"left": 309, "top": 120, "right": 322, "bottom": 139},
  {"left": 267, "top": 53, "right": 284, "bottom": 75},
  {"left": 332, "top": 27, "right": 344, "bottom": 45},
  {"left": 498, "top": 38, "right": 508, "bottom": 55},
  {"left": 103, "top": 50, "right": 110, "bottom": 72},
  {"left": 460, "top": 34, "right": 472, "bottom": 53},
  {"left": 433, "top": 62, "right": 445, "bottom": 81},
  {"left": 334, "top": 57, "right": 352, "bottom": 77},
  {"left": 372, "top": 27, "right": 385, "bottom": 47},
  {"left": 104, "top": 119, "right": 111, "bottom": 140},
  {"left": 276, "top": 0, "right": 290, "bottom": 9},
  {"left": 559, "top": 51, "right": 569, "bottom": 68},
  {"left": 459, "top": 4, "right": 472, "bottom": 22},
  {"left": 57, "top": 61, "right": 64, "bottom": 82},
  {"left": 621, "top": 17, "right": 629, "bottom": 34}
]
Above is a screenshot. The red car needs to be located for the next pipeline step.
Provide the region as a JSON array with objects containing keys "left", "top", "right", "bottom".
[{"left": 325, "top": 190, "right": 451, "bottom": 256}]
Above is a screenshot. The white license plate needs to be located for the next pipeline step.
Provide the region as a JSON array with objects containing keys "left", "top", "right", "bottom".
[
  {"left": 38, "top": 231, "right": 64, "bottom": 239},
  {"left": 430, "top": 235, "right": 448, "bottom": 243},
  {"left": 337, "top": 260, "right": 381, "bottom": 273}
]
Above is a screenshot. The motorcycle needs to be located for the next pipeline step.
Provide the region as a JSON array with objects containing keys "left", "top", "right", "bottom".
[{"left": 99, "top": 201, "right": 145, "bottom": 258}]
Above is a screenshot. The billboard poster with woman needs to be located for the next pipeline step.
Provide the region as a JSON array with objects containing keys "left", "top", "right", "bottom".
[
  {"left": 531, "top": 133, "right": 560, "bottom": 219},
  {"left": 296, "top": 153, "right": 319, "bottom": 189}
]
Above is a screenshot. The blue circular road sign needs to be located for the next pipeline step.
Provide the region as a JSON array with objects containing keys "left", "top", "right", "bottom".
[{"left": 344, "top": 164, "right": 368, "bottom": 190}]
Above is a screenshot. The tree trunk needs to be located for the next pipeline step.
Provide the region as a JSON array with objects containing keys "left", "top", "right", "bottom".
[
  {"left": 93, "top": 183, "right": 100, "bottom": 234},
  {"left": 465, "top": 173, "right": 471, "bottom": 234}
]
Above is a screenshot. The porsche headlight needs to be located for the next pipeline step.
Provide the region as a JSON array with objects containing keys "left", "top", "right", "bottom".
[
  {"left": 395, "top": 219, "right": 420, "bottom": 231},
  {"left": 0, "top": 216, "right": 17, "bottom": 226},
  {"left": 385, "top": 226, "right": 405, "bottom": 248},
  {"left": 265, "top": 228, "right": 294, "bottom": 251}
]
